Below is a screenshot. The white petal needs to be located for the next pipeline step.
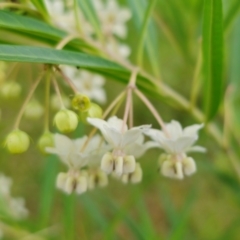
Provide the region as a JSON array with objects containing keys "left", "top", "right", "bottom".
[
  {"left": 107, "top": 116, "right": 128, "bottom": 132},
  {"left": 166, "top": 120, "right": 183, "bottom": 139},
  {"left": 64, "top": 176, "right": 75, "bottom": 194},
  {"left": 161, "top": 160, "right": 183, "bottom": 180},
  {"left": 91, "top": 88, "right": 107, "bottom": 104},
  {"left": 187, "top": 145, "right": 206, "bottom": 153},
  {"left": 183, "top": 124, "right": 204, "bottom": 139}
]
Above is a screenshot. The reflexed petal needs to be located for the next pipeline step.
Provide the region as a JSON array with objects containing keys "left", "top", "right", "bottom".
[
  {"left": 64, "top": 176, "right": 75, "bottom": 194},
  {"left": 122, "top": 125, "right": 151, "bottom": 148},
  {"left": 166, "top": 120, "right": 183, "bottom": 139},
  {"left": 187, "top": 145, "right": 206, "bottom": 153},
  {"left": 183, "top": 124, "right": 204, "bottom": 139}
]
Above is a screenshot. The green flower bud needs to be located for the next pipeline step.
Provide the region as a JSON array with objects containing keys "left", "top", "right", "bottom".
[
  {"left": 0, "top": 82, "right": 21, "bottom": 99},
  {"left": 80, "top": 103, "right": 103, "bottom": 124},
  {"left": 24, "top": 99, "right": 44, "bottom": 119},
  {"left": 5, "top": 130, "right": 30, "bottom": 154},
  {"left": 71, "top": 94, "right": 91, "bottom": 112},
  {"left": 38, "top": 132, "right": 54, "bottom": 154},
  {"left": 54, "top": 109, "right": 78, "bottom": 133}
]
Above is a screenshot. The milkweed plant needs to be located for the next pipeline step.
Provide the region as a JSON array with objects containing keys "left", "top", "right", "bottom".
[{"left": 0, "top": 0, "right": 239, "bottom": 239}]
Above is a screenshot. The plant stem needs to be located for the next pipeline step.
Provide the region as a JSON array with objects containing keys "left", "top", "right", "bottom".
[
  {"left": 134, "top": 88, "right": 169, "bottom": 137},
  {"left": 44, "top": 71, "right": 51, "bottom": 132},
  {"left": 13, "top": 71, "right": 45, "bottom": 129},
  {"left": 56, "top": 67, "right": 78, "bottom": 94},
  {"left": 52, "top": 76, "right": 65, "bottom": 109}
]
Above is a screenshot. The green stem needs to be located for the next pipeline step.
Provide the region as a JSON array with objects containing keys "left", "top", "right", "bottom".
[
  {"left": 13, "top": 71, "right": 45, "bottom": 129},
  {"left": 44, "top": 70, "right": 51, "bottom": 132},
  {"left": 136, "top": 0, "right": 157, "bottom": 67}
]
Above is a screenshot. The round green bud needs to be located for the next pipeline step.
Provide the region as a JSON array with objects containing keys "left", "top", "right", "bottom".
[
  {"left": 5, "top": 130, "right": 30, "bottom": 154},
  {"left": 0, "top": 82, "right": 21, "bottom": 99},
  {"left": 38, "top": 132, "right": 54, "bottom": 154},
  {"left": 54, "top": 109, "right": 78, "bottom": 133},
  {"left": 80, "top": 103, "right": 103, "bottom": 124},
  {"left": 71, "top": 94, "right": 91, "bottom": 112},
  {"left": 24, "top": 99, "right": 44, "bottom": 119}
]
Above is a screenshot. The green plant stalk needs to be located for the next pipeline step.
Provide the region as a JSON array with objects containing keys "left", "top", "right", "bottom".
[
  {"left": 137, "top": 0, "right": 157, "bottom": 68},
  {"left": 44, "top": 69, "right": 51, "bottom": 132}
]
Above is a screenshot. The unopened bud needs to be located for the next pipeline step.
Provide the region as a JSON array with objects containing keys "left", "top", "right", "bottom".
[
  {"left": 38, "top": 132, "right": 54, "bottom": 154},
  {"left": 0, "top": 82, "right": 21, "bottom": 98},
  {"left": 24, "top": 99, "right": 44, "bottom": 119},
  {"left": 54, "top": 109, "right": 78, "bottom": 133},
  {"left": 71, "top": 94, "right": 91, "bottom": 112},
  {"left": 80, "top": 103, "right": 102, "bottom": 123},
  {"left": 5, "top": 130, "right": 30, "bottom": 154}
]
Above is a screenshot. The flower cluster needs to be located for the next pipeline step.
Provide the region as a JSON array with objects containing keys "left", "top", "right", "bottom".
[{"left": 0, "top": 173, "right": 28, "bottom": 220}]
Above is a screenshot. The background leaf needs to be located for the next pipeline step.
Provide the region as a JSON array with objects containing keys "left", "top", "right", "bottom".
[{"left": 202, "top": 0, "right": 224, "bottom": 121}]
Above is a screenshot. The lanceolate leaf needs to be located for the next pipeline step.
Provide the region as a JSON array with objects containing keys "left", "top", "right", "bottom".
[
  {"left": 224, "top": 0, "right": 240, "bottom": 31},
  {"left": 202, "top": 0, "right": 224, "bottom": 121}
]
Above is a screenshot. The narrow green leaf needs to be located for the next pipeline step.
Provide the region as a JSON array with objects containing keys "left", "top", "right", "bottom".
[
  {"left": 202, "top": 0, "right": 224, "bottom": 121},
  {"left": 30, "top": 0, "right": 49, "bottom": 22},
  {"left": 0, "top": 45, "right": 124, "bottom": 71},
  {"left": 137, "top": 0, "right": 157, "bottom": 67},
  {"left": 77, "top": 0, "right": 102, "bottom": 40},
  {"left": 224, "top": 0, "right": 240, "bottom": 31},
  {"left": 127, "top": 0, "right": 161, "bottom": 77},
  {"left": 38, "top": 155, "right": 59, "bottom": 228}
]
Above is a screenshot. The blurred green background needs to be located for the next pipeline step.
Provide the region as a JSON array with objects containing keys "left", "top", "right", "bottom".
[{"left": 0, "top": 0, "right": 240, "bottom": 239}]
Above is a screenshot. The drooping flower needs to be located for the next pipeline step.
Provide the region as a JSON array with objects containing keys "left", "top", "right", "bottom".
[
  {"left": 145, "top": 120, "right": 205, "bottom": 180},
  {"left": 87, "top": 116, "right": 151, "bottom": 176},
  {"left": 93, "top": 0, "right": 131, "bottom": 38},
  {"left": 63, "top": 67, "right": 107, "bottom": 104},
  {"left": 46, "top": 134, "right": 109, "bottom": 194}
]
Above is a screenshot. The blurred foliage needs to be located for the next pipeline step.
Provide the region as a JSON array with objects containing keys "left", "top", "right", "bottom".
[{"left": 0, "top": 0, "right": 240, "bottom": 239}]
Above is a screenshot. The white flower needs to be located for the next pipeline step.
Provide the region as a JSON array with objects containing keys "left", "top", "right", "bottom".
[
  {"left": 0, "top": 174, "right": 12, "bottom": 196},
  {"left": 146, "top": 120, "right": 205, "bottom": 180},
  {"left": 93, "top": 0, "right": 131, "bottom": 38},
  {"left": 63, "top": 67, "right": 107, "bottom": 104},
  {"left": 46, "top": 134, "right": 90, "bottom": 169},
  {"left": 9, "top": 197, "right": 28, "bottom": 220},
  {"left": 45, "top": 0, "right": 93, "bottom": 35},
  {"left": 87, "top": 116, "right": 151, "bottom": 175},
  {"left": 121, "top": 163, "right": 143, "bottom": 184},
  {"left": 106, "top": 40, "right": 131, "bottom": 59},
  {"left": 88, "top": 169, "right": 108, "bottom": 190},
  {"left": 56, "top": 170, "right": 88, "bottom": 195}
]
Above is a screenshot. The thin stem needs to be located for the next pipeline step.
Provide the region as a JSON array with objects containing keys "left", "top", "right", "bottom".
[
  {"left": 80, "top": 91, "right": 126, "bottom": 152},
  {"left": 52, "top": 76, "right": 65, "bottom": 109},
  {"left": 56, "top": 67, "right": 78, "bottom": 94},
  {"left": 129, "top": 92, "right": 134, "bottom": 128},
  {"left": 134, "top": 88, "right": 169, "bottom": 137},
  {"left": 14, "top": 71, "right": 45, "bottom": 129},
  {"left": 122, "top": 89, "right": 132, "bottom": 133},
  {"left": 73, "top": 0, "right": 83, "bottom": 34},
  {"left": 44, "top": 71, "right": 51, "bottom": 132},
  {"left": 190, "top": 41, "right": 202, "bottom": 110},
  {"left": 55, "top": 34, "right": 80, "bottom": 50}
]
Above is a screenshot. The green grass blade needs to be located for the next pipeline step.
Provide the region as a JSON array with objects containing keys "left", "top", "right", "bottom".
[
  {"left": 77, "top": 0, "right": 102, "bottom": 40},
  {"left": 38, "top": 155, "right": 59, "bottom": 228},
  {"left": 224, "top": 0, "right": 240, "bottom": 31},
  {"left": 202, "top": 0, "right": 224, "bottom": 121},
  {"left": 136, "top": 0, "right": 157, "bottom": 67}
]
